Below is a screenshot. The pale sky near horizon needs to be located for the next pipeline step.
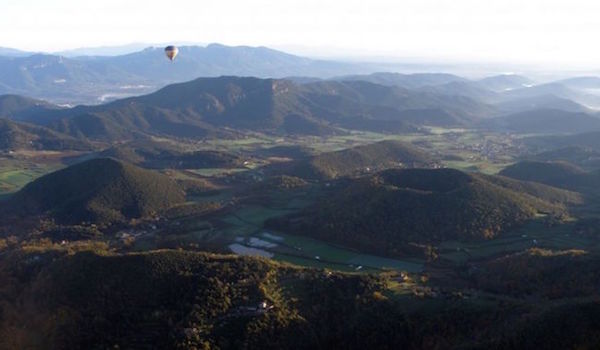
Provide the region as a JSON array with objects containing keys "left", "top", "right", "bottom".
[{"left": 1, "top": 0, "right": 599, "bottom": 67}]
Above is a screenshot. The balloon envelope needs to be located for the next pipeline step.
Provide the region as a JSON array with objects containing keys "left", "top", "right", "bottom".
[{"left": 164, "top": 46, "right": 178, "bottom": 61}]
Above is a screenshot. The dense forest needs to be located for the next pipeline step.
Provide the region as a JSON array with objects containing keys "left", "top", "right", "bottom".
[
  {"left": 268, "top": 168, "right": 580, "bottom": 258},
  {"left": 272, "top": 140, "right": 435, "bottom": 180},
  {"left": 1, "top": 248, "right": 599, "bottom": 349},
  {"left": 3, "top": 158, "right": 185, "bottom": 226}
]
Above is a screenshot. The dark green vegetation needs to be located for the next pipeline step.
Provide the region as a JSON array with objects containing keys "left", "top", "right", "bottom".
[
  {"left": 1, "top": 120, "right": 599, "bottom": 349},
  {"left": 499, "top": 161, "right": 586, "bottom": 184},
  {"left": 2, "top": 76, "right": 495, "bottom": 140},
  {"left": 500, "top": 160, "right": 600, "bottom": 193},
  {"left": 1, "top": 248, "right": 600, "bottom": 349},
  {"left": 273, "top": 140, "right": 435, "bottom": 179},
  {"left": 469, "top": 248, "right": 600, "bottom": 298},
  {"left": 3, "top": 158, "right": 185, "bottom": 225},
  {"left": 5, "top": 69, "right": 600, "bottom": 144},
  {"left": 0, "top": 249, "right": 385, "bottom": 349},
  {"left": 0, "top": 118, "right": 91, "bottom": 151},
  {"left": 98, "top": 139, "right": 244, "bottom": 169},
  {"left": 0, "top": 95, "right": 61, "bottom": 120},
  {"left": 268, "top": 168, "right": 580, "bottom": 258},
  {"left": 4, "top": 63, "right": 600, "bottom": 348}
]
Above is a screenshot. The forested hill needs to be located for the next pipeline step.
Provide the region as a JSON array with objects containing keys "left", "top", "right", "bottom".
[
  {"left": 1, "top": 248, "right": 599, "bottom": 349},
  {"left": 500, "top": 160, "right": 600, "bottom": 193},
  {"left": 5, "top": 158, "right": 185, "bottom": 224},
  {"left": 1, "top": 76, "right": 492, "bottom": 140},
  {"left": 0, "top": 118, "right": 91, "bottom": 151},
  {"left": 268, "top": 168, "right": 581, "bottom": 257},
  {"left": 274, "top": 140, "right": 436, "bottom": 179}
]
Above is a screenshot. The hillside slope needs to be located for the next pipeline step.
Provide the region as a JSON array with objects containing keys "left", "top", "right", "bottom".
[
  {"left": 494, "top": 94, "right": 588, "bottom": 114},
  {"left": 6, "top": 158, "right": 184, "bottom": 224},
  {"left": 5, "top": 76, "right": 495, "bottom": 140},
  {"left": 500, "top": 160, "right": 600, "bottom": 193},
  {"left": 0, "top": 250, "right": 392, "bottom": 349},
  {"left": 528, "top": 146, "right": 600, "bottom": 170},
  {"left": 0, "top": 95, "right": 62, "bottom": 120},
  {"left": 499, "top": 161, "right": 586, "bottom": 184},
  {"left": 0, "top": 44, "right": 373, "bottom": 104},
  {"left": 523, "top": 131, "right": 600, "bottom": 151},
  {"left": 98, "top": 139, "right": 243, "bottom": 169},
  {"left": 268, "top": 168, "right": 580, "bottom": 257},
  {"left": 484, "top": 109, "right": 600, "bottom": 134},
  {"left": 274, "top": 140, "right": 435, "bottom": 179},
  {"left": 0, "top": 118, "right": 91, "bottom": 151},
  {"left": 0, "top": 249, "right": 599, "bottom": 349}
]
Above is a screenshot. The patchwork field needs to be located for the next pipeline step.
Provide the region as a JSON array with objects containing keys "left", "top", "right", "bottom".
[
  {"left": 0, "top": 127, "right": 577, "bottom": 275},
  {"left": 206, "top": 200, "right": 426, "bottom": 273}
]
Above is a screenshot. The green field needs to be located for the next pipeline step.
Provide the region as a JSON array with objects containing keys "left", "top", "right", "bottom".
[
  {"left": 167, "top": 128, "right": 517, "bottom": 178},
  {"left": 206, "top": 200, "right": 425, "bottom": 272},
  {"left": 269, "top": 232, "right": 423, "bottom": 272},
  {"left": 167, "top": 184, "right": 428, "bottom": 272},
  {"left": 0, "top": 164, "right": 61, "bottom": 194}
]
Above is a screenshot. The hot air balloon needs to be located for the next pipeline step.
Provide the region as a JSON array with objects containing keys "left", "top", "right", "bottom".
[{"left": 164, "top": 45, "right": 178, "bottom": 61}]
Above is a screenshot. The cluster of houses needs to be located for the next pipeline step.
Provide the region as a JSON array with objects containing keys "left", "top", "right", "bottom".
[{"left": 455, "top": 136, "right": 525, "bottom": 162}]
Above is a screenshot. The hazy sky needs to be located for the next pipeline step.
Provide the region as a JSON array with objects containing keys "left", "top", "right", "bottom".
[{"left": 1, "top": 0, "right": 598, "bottom": 66}]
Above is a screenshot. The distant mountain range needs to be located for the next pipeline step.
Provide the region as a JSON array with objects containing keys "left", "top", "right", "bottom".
[
  {"left": 0, "top": 44, "right": 378, "bottom": 104},
  {"left": 2, "top": 43, "right": 600, "bottom": 110},
  {"left": 0, "top": 47, "right": 32, "bottom": 57},
  {"left": 336, "top": 72, "right": 467, "bottom": 89},
  {"left": 55, "top": 43, "right": 171, "bottom": 57},
  {"left": 0, "top": 76, "right": 496, "bottom": 142},
  {"left": 3, "top": 53, "right": 600, "bottom": 142},
  {"left": 477, "top": 74, "right": 533, "bottom": 92},
  {"left": 482, "top": 109, "right": 600, "bottom": 134},
  {"left": 495, "top": 94, "right": 589, "bottom": 114}
]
